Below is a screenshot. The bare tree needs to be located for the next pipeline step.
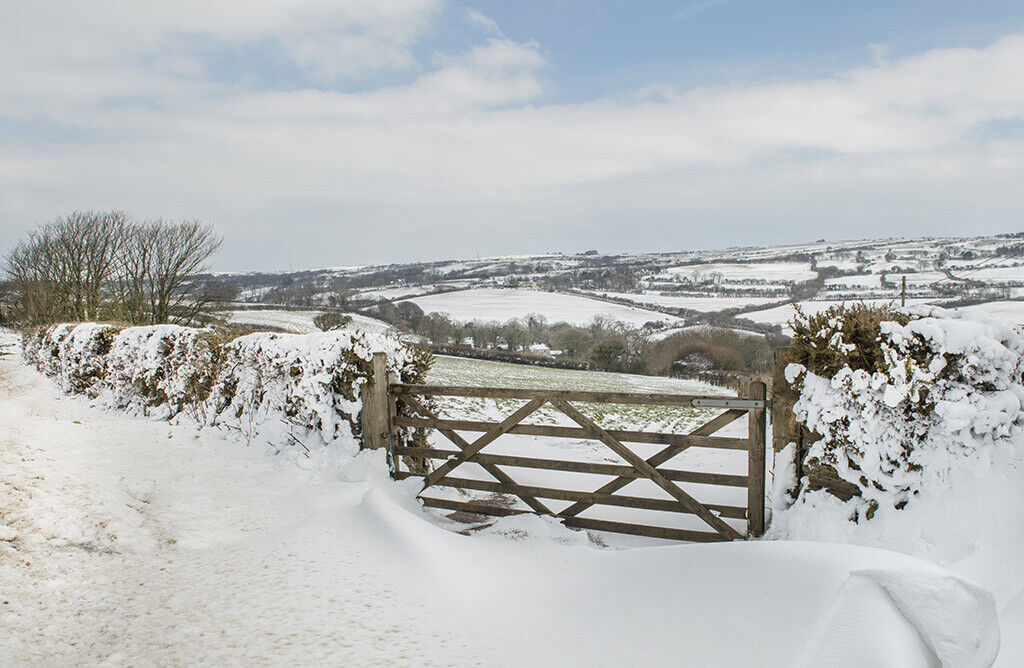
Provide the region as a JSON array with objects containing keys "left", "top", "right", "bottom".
[
  {"left": 4, "top": 230, "right": 57, "bottom": 324},
  {"left": 144, "top": 219, "right": 222, "bottom": 325},
  {"left": 111, "top": 221, "right": 154, "bottom": 325},
  {"left": 58, "top": 211, "right": 127, "bottom": 320},
  {"left": 5, "top": 212, "right": 222, "bottom": 327}
]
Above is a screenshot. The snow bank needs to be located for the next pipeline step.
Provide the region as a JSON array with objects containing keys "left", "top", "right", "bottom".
[
  {"left": 357, "top": 487, "right": 1000, "bottom": 667},
  {"left": 23, "top": 323, "right": 429, "bottom": 452}
]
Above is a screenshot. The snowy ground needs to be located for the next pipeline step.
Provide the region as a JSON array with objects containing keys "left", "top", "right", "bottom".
[
  {"left": 0, "top": 331, "right": 1010, "bottom": 666},
  {"left": 658, "top": 261, "right": 817, "bottom": 283},
  {"left": 400, "top": 288, "right": 680, "bottom": 326},
  {"left": 955, "top": 300, "right": 1024, "bottom": 325},
  {"left": 589, "top": 291, "right": 782, "bottom": 312},
  {"left": 743, "top": 298, "right": 937, "bottom": 333},
  {"left": 225, "top": 309, "right": 395, "bottom": 335},
  {"left": 954, "top": 265, "right": 1024, "bottom": 283},
  {"left": 226, "top": 308, "right": 321, "bottom": 332},
  {"left": 825, "top": 272, "right": 950, "bottom": 290}
]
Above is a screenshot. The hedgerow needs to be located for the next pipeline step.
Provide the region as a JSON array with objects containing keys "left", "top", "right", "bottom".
[
  {"left": 784, "top": 304, "right": 1024, "bottom": 515},
  {"left": 23, "top": 322, "right": 432, "bottom": 454}
]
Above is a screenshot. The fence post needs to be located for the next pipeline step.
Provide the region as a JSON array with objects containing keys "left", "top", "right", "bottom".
[
  {"left": 360, "top": 352, "right": 391, "bottom": 451},
  {"left": 747, "top": 379, "right": 767, "bottom": 537},
  {"left": 771, "top": 346, "right": 800, "bottom": 455}
]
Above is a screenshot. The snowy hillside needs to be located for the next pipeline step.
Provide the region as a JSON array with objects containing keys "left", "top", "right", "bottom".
[
  {"left": 213, "top": 233, "right": 1023, "bottom": 344},
  {"left": 399, "top": 288, "right": 681, "bottom": 327}
]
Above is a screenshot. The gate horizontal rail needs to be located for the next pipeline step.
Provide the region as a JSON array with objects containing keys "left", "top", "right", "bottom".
[
  {"left": 392, "top": 445, "right": 749, "bottom": 487},
  {"left": 395, "top": 472, "right": 749, "bottom": 518},
  {"left": 392, "top": 383, "right": 767, "bottom": 408},
  {"left": 362, "top": 354, "right": 768, "bottom": 543},
  {"left": 393, "top": 415, "right": 749, "bottom": 449}
]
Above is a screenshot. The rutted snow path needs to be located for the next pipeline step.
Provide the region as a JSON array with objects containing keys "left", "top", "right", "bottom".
[{"left": 0, "top": 348, "right": 477, "bottom": 666}]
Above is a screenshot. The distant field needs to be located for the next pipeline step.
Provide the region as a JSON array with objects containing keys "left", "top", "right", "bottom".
[
  {"left": 226, "top": 309, "right": 320, "bottom": 332},
  {"left": 824, "top": 275, "right": 882, "bottom": 289},
  {"left": 742, "top": 298, "right": 937, "bottom": 333},
  {"left": 354, "top": 286, "right": 440, "bottom": 302},
  {"left": 825, "top": 271, "right": 949, "bottom": 291},
  {"left": 953, "top": 265, "right": 1024, "bottom": 282},
  {"left": 401, "top": 287, "right": 680, "bottom": 326},
  {"left": 591, "top": 291, "right": 781, "bottom": 312},
  {"left": 225, "top": 310, "right": 394, "bottom": 335},
  {"left": 660, "top": 262, "right": 816, "bottom": 283},
  {"left": 815, "top": 258, "right": 860, "bottom": 271}
]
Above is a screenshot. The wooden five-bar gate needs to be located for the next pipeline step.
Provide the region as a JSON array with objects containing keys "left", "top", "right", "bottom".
[{"left": 361, "top": 354, "right": 769, "bottom": 542}]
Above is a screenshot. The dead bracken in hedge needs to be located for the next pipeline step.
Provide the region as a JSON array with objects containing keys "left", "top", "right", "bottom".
[{"left": 789, "top": 302, "right": 913, "bottom": 378}]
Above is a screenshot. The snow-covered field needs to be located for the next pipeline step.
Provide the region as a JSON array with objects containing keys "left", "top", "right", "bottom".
[
  {"left": 401, "top": 288, "right": 680, "bottom": 326},
  {"left": 428, "top": 354, "right": 731, "bottom": 434},
  {"left": 815, "top": 258, "right": 861, "bottom": 271},
  {"left": 354, "top": 284, "right": 457, "bottom": 302},
  {"left": 826, "top": 272, "right": 949, "bottom": 291},
  {"left": 660, "top": 261, "right": 817, "bottom": 283},
  {"left": 0, "top": 330, "right": 1009, "bottom": 666},
  {"left": 591, "top": 291, "right": 781, "bottom": 312},
  {"left": 743, "top": 298, "right": 938, "bottom": 332},
  {"left": 744, "top": 298, "right": 1024, "bottom": 331},
  {"left": 955, "top": 265, "right": 1024, "bottom": 283},
  {"left": 824, "top": 274, "right": 883, "bottom": 289},
  {"left": 226, "top": 309, "right": 394, "bottom": 335},
  {"left": 226, "top": 308, "right": 321, "bottom": 332}
]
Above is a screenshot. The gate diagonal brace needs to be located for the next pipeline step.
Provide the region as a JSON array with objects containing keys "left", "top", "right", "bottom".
[
  {"left": 550, "top": 398, "right": 742, "bottom": 540},
  {"left": 403, "top": 395, "right": 554, "bottom": 516},
  {"left": 557, "top": 408, "right": 746, "bottom": 519}
]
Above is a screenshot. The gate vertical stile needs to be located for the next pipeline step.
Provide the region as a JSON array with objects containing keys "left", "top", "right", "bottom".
[
  {"left": 746, "top": 380, "right": 767, "bottom": 537},
  {"left": 362, "top": 353, "right": 396, "bottom": 472}
]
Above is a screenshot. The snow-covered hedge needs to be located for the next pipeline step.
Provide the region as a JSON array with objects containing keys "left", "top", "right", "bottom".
[
  {"left": 784, "top": 306, "right": 1024, "bottom": 512},
  {"left": 23, "top": 323, "right": 431, "bottom": 452}
]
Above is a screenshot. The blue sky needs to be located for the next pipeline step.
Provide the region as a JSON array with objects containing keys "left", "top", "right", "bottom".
[
  {"left": 2, "top": 1, "right": 1024, "bottom": 271},
  {"left": 466, "top": 1, "right": 1024, "bottom": 96}
]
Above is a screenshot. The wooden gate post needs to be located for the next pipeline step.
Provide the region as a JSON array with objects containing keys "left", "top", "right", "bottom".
[
  {"left": 360, "top": 352, "right": 392, "bottom": 451},
  {"left": 746, "top": 379, "right": 767, "bottom": 537},
  {"left": 771, "top": 346, "right": 800, "bottom": 455}
]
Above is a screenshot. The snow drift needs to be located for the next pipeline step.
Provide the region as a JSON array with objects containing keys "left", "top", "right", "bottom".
[
  {"left": 358, "top": 485, "right": 1000, "bottom": 667},
  {"left": 22, "top": 322, "right": 430, "bottom": 451}
]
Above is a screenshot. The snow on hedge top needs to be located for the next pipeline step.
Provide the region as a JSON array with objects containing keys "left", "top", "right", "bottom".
[{"left": 786, "top": 307, "right": 1024, "bottom": 507}]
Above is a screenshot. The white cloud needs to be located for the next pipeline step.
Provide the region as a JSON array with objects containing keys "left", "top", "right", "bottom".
[
  {"left": 1, "top": 2, "right": 1023, "bottom": 269},
  {"left": 464, "top": 8, "right": 503, "bottom": 36}
]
